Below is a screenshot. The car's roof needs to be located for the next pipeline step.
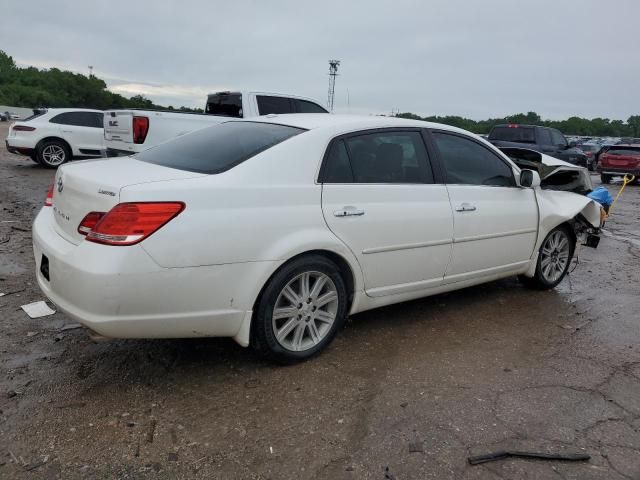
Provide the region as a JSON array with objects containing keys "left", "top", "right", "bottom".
[
  {"left": 492, "top": 124, "right": 539, "bottom": 128},
  {"left": 43, "top": 108, "right": 103, "bottom": 114},
  {"left": 247, "top": 113, "right": 473, "bottom": 136}
]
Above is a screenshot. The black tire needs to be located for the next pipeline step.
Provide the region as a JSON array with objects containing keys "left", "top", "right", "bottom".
[
  {"left": 600, "top": 173, "right": 611, "bottom": 184},
  {"left": 251, "top": 255, "right": 348, "bottom": 364},
  {"left": 37, "top": 139, "right": 70, "bottom": 169},
  {"left": 519, "top": 225, "right": 575, "bottom": 290},
  {"left": 29, "top": 153, "right": 40, "bottom": 164}
]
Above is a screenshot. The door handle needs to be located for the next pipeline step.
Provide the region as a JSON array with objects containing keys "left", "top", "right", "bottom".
[
  {"left": 455, "top": 203, "right": 477, "bottom": 212},
  {"left": 334, "top": 206, "right": 365, "bottom": 217}
]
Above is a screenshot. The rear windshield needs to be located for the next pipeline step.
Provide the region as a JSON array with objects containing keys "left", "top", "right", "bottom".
[
  {"left": 605, "top": 147, "right": 640, "bottom": 157},
  {"left": 578, "top": 144, "right": 599, "bottom": 152},
  {"left": 134, "top": 121, "right": 305, "bottom": 174},
  {"left": 488, "top": 126, "right": 536, "bottom": 143},
  {"left": 205, "top": 93, "right": 242, "bottom": 118},
  {"left": 22, "top": 110, "right": 47, "bottom": 122}
]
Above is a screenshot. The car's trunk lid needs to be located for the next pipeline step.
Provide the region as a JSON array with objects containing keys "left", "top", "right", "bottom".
[{"left": 51, "top": 157, "right": 204, "bottom": 245}]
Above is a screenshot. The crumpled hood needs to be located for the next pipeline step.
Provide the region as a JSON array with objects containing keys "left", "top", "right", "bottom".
[
  {"left": 536, "top": 189, "right": 602, "bottom": 229},
  {"left": 499, "top": 147, "right": 593, "bottom": 193}
]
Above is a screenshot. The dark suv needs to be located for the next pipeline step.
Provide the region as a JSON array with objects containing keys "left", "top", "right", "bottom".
[{"left": 488, "top": 124, "right": 589, "bottom": 168}]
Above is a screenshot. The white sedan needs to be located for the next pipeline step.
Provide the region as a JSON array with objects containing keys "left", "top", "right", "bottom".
[{"left": 32, "top": 115, "right": 601, "bottom": 362}]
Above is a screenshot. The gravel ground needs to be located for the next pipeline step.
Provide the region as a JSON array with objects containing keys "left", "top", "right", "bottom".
[{"left": 1, "top": 122, "right": 639, "bottom": 479}]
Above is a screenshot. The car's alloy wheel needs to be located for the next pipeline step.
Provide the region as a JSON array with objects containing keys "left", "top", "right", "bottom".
[
  {"left": 271, "top": 271, "right": 339, "bottom": 352},
  {"left": 252, "top": 255, "right": 348, "bottom": 363},
  {"left": 539, "top": 230, "right": 571, "bottom": 284},
  {"left": 520, "top": 225, "right": 575, "bottom": 290},
  {"left": 38, "top": 141, "right": 69, "bottom": 168}
]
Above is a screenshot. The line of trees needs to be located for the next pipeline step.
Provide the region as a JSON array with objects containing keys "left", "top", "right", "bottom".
[
  {"left": 0, "top": 50, "right": 201, "bottom": 112},
  {"left": 396, "top": 111, "right": 640, "bottom": 138}
]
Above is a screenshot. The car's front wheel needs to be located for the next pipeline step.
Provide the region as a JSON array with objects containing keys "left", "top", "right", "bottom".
[
  {"left": 37, "top": 140, "right": 70, "bottom": 168},
  {"left": 251, "top": 255, "right": 348, "bottom": 363},
  {"left": 520, "top": 225, "right": 575, "bottom": 290}
]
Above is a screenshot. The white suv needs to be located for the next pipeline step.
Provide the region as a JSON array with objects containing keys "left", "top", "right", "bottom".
[{"left": 5, "top": 108, "right": 104, "bottom": 168}]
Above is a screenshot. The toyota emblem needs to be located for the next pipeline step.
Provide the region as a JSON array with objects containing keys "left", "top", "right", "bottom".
[{"left": 57, "top": 176, "right": 63, "bottom": 193}]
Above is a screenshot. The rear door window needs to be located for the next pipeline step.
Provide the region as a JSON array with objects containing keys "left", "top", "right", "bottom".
[
  {"left": 550, "top": 129, "right": 567, "bottom": 147},
  {"left": 321, "top": 130, "right": 434, "bottom": 184},
  {"left": 206, "top": 93, "right": 243, "bottom": 118},
  {"left": 432, "top": 132, "right": 515, "bottom": 187},
  {"left": 134, "top": 121, "right": 305, "bottom": 174},
  {"left": 50, "top": 111, "right": 103, "bottom": 128},
  {"left": 294, "top": 99, "right": 328, "bottom": 113},
  {"left": 537, "top": 128, "right": 552, "bottom": 145},
  {"left": 256, "top": 96, "right": 294, "bottom": 115}
]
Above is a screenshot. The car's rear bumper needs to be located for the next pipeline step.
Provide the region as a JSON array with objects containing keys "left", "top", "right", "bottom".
[
  {"left": 597, "top": 166, "right": 640, "bottom": 177},
  {"left": 5, "top": 140, "right": 35, "bottom": 156},
  {"left": 105, "top": 147, "right": 134, "bottom": 157},
  {"left": 32, "top": 208, "right": 272, "bottom": 344}
]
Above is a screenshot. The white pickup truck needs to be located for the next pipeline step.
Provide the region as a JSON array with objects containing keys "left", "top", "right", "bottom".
[{"left": 103, "top": 90, "right": 328, "bottom": 156}]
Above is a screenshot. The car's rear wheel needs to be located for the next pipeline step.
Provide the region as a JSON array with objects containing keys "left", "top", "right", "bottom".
[
  {"left": 600, "top": 173, "right": 611, "bottom": 184},
  {"left": 29, "top": 153, "right": 40, "bottom": 164},
  {"left": 37, "top": 140, "right": 70, "bottom": 168},
  {"left": 251, "top": 255, "right": 348, "bottom": 363},
  {"left": 520, "top": 225, "right": 575, "bottom": 290}
]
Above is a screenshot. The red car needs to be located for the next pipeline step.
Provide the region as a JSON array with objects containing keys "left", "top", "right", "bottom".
[{"left": 598, "top": 145, "right": 640, "bottom": 184}]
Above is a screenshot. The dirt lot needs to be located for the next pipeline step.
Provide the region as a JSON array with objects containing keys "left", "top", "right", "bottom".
[{"left": 1, "top": 122, "right": 639, "bottom": 480}]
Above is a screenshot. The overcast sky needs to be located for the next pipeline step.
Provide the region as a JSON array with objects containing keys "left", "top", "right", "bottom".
[{"left": 2, "top": 0, "right": 638, "bottom": 119}]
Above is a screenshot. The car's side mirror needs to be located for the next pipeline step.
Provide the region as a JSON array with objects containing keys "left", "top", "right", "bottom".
[{"left": 520, "top": 169, "right": 541, "bottom": 188}]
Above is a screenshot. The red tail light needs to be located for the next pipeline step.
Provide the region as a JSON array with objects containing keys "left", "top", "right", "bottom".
[
  {"left": 132, "top": 116, "right": 149, "bottom": 144},
  {"left": 44, "top": 184, "right": 54, "bottom": 206},
  {"left": 13, "top": 125, "right": 36, "bottom": 132},
  {"left": 86, "top": 202, "right": 184, "bottom": 246},
  {"left": 77, "top": 212, "right": 105, "bottom": 235}
]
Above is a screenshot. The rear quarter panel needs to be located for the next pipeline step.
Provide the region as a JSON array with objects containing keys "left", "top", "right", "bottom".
[{"left": 120, "top": 129, "right": 365, "bottom": 289}]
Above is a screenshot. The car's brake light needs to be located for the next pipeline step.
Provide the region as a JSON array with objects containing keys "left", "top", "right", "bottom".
[
  {"left": 86, "top": 202, "right": 184, "bottom": 246},
  {"left": 77, "top": 212, "right": 106, "bottom": 235},
  {"left": 44, "top": 185, "right": 54, "bottom": 206},
  {"left": 508, "top": 124, "right": 518, "bottom": 128},
  {"left": 132, "top": 116, "right": 149, "bottom": 144},
  {"left": 13, "top": 125, "right": 36, "bottom": 131}
]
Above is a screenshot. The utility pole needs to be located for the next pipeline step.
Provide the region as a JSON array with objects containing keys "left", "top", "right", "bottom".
[
  {"left": 88, "top": 65, "right": 94, "bottom": 77},
  {"left": 327, "top": 60, "right": 340, "bottom": 112}
]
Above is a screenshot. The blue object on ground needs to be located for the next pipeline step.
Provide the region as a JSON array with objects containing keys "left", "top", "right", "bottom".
[{"left": 587, "top": 186, "right": 614, "bottom": 207}]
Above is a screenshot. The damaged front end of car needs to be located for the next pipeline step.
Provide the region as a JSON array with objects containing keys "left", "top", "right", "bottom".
[{"left": 501, "top": 146, "right": 603, "bottom": 249}]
